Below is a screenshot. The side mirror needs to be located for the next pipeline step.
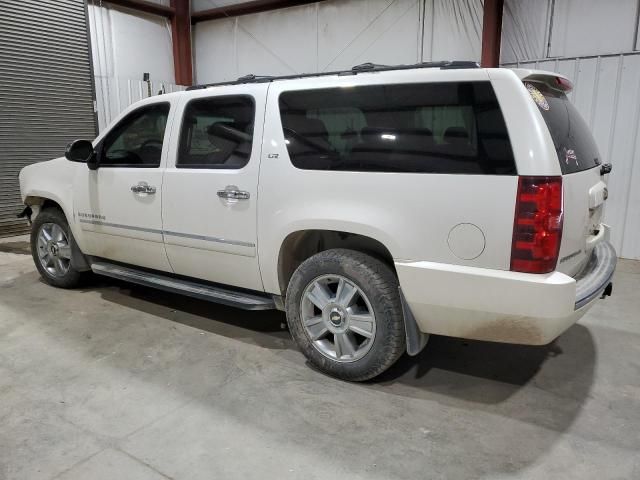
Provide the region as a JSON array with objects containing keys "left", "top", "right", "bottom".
[{"left": 65, "top": 139, "right": 98, "bottom": 169}]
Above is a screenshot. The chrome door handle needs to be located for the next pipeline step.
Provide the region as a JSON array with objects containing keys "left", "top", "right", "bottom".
[
  {"left": 217, "top": 188, "right": 250, "bottom": 200},
  {"left": 131, "top": 182, "right": 156, "bottom": 194}
]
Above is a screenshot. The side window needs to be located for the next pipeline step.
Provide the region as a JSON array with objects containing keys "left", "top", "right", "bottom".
[
  {"left": 177, "top": 95, "right": 255, "bottom": 169},
  {"left": 278, "top": 82, "right": 516, "bottom": 175},
  {"left": 101, "top": 103, "right": 170, "bottom": 167}
]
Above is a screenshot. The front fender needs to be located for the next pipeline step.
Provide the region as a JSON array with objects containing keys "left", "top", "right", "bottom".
[{"left": 19, "top": 157, "right": 80, "bottom": 239}]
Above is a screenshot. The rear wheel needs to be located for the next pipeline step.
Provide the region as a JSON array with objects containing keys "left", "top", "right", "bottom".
[
  {"left": 31, "top": 208, "right": 87, "bottom": 288},
  {"left": 285, "top": 249, "right": 405, "bottom": 381}
]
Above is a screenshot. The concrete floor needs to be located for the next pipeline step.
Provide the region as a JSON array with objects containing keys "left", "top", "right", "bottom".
[{"left": 0, "top": 236, "right": 639, "bottom": 480}]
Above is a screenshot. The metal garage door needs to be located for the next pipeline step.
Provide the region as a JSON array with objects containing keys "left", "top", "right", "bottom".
[{"left": 0, "top": 0, "right": 97, "bottom": 237}]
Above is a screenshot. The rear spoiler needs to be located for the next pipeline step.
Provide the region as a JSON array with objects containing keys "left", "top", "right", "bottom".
[{"left": 509, "top": 68, "right": 573, "bottom": 93}]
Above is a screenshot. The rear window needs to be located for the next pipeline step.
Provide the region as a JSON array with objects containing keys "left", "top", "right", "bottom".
[
  {"left": 525, "top": 81, "right": 601, "bottom": 174},
  {"left": 278, "top": 82, "right": 516, "bottom": 174}
]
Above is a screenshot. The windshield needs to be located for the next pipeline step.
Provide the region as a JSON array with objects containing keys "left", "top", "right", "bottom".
[{"left": 525, "top": 80, "right": 601, "bottom": 174}]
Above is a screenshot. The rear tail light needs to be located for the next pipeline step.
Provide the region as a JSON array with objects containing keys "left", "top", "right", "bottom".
[
  {"left": 510, "top": 176, "right": 563, "bottom": 274},
  {"left": 555, "top": 76, "right": 573, "bottom": 92}
]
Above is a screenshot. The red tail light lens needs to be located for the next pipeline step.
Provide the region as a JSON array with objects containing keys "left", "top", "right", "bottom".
[
  {"left": 511, "top": 176, "right": 563, "bottom": 274},
  {"left": 555, "top": 76, "right": 573, "bottom": 92}
]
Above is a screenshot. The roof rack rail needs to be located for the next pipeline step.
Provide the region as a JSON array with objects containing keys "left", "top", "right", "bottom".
[{"left": 186, "top": 60, "right": 480, "bottom": 91}]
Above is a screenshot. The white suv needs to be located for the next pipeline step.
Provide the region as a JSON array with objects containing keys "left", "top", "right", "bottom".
[{"left": 19, "top": 62, "right": 616, "bottom": 381}]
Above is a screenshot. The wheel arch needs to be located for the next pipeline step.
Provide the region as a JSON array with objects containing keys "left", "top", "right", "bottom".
[
  {"left": 277, "top": 229, "right": 397, "bottom": 296},
  {"left": 23, "top": 192, "right": 72, "bottom": 220},
  {"left": 29, "top": 198, "right": 91, "bottom": 272}
]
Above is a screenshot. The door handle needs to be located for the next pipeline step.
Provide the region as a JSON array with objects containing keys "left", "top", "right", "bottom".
[
  {"left": 131, "top": 182, "right": 156, "bottom": 195},
  {"left": 217, "top": 188, "right": 250, "bottom": 200}
]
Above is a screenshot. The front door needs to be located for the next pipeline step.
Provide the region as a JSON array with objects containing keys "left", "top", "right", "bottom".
[
  {"left": 161, "top": 85, "right": 267, "bottom": 291},
  {"left": 73, "top": 101, "right": 173, "bottom": 272}
]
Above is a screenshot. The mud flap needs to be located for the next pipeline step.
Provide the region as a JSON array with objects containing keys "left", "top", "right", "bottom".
[
  {"left": 399, "top": 287, "right": 429, "bottom": 356},
  {"left": 68, "top": 229, "right": 91, "bottom": 272}
]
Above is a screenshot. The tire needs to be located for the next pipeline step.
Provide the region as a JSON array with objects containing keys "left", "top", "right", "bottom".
[
  {"left": 285, "top": 248, "right": 406, "bottom": 381},
  {"left": 30, "top": 207, "right": 87, "bottom": 289}
]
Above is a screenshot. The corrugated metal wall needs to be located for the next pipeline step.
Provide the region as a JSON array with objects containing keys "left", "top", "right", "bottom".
[
  {"left": 507, "top": 53, "right": 640, "bottom": 260},
  {"left": 0, "top": 0, "right": 97, "bottom": 237},
  {"left": 501, "top": 0, "right": 640, "bottom": 259}
]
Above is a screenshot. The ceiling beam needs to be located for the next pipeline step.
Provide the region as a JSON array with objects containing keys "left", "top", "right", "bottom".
[
  {"left": 191, "top": 0, "right": 326, "bottom": 24},
  {"left": 102, "top": 0, "right": 176, "bottom": 18},
  {"left": 480, "top": 0, "right": 504, "bottom": 67}
]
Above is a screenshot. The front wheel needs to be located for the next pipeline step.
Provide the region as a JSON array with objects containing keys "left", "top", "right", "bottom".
[
  {"left": 31, "top": 207, "right": 87, "bottom": 288},
  {"left": 285, "top": 249, "right": 406, "bottom": 381}
]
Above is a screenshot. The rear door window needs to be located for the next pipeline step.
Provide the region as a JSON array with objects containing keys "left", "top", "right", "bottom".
[
  {"left": 278, "top": 82, "right": 516, "bottom": 175},
  {"left": 525, "top": 81, "right": 601, "bottom": 174},
  {"left": 177, "top": 95, "right": 254, "bottom": 169}
]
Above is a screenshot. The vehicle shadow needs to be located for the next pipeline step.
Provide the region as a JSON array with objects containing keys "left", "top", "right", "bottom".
[
  {"left": 85, "top": 277, "right": 292, "bottom": 351},
  {"left": 375, "top": 332, "right": 567, "bottom": 400},
  {"left": 369, "top": 322, "right": 596, "bottom": 427},
  {"left": 89, "top": 275, "right": 596, "bottom": 405}
]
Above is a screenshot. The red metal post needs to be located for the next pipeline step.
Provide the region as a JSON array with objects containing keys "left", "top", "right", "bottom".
[
  {"left": 170, "top": 0, "right": 193, "bottom": 86},
  {"left": 480, "top": 0, "right": 504, "bottom": 67}
]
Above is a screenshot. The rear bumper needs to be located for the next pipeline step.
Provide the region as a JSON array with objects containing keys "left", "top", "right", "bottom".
[
  {"left": 574, "top": 241, "right": 616, "bottom": 309},
  {"left": 396, "top": 240, "right": 617, "bottom": 345}
]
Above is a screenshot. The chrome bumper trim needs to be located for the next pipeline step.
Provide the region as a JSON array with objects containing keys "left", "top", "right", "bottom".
[{"left": 574, "top": 241, "right": 617, "bottom": 310}]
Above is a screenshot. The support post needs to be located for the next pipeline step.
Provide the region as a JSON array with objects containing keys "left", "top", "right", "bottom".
[
  {"left": 480, "top": 0, "right": 504, "bottom": 67},
  {"left": 171, "top": 0, "right": 193, "bottom": 86}
]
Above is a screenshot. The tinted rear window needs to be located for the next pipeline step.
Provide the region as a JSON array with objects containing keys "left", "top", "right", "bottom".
[
  {"left": 525, "top": 81, "right": 601, "bottom": 174},
  {"left": 278, "top": 82, "right": 516, "bottom": 174}
]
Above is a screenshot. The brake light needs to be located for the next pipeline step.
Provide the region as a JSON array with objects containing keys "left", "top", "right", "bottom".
[
  {"left": 511, "top": 176, "right": 563, "bottom": 274},
  {"left": 555, "top": 76, "right": 573, "bottom": 92}
]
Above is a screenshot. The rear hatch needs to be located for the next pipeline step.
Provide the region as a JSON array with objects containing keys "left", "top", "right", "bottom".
[{"left": 523, "top": 76, "right": 608, "bottom": 276}]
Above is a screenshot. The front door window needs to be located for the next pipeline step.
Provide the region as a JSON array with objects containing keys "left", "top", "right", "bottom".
[{"left": 101, "top": 103, "right": 170, "bottom": 167}]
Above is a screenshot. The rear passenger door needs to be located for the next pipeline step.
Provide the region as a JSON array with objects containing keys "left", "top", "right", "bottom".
[{"left": 161, "top": 84, "right": 268, "bottom": 291}]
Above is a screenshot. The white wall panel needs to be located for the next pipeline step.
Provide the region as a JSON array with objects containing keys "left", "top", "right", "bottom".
[
  {"left": 109, "top": 9, "right": 175, "bottom": 81},
  {"left": 550, "top": 0, "right": 638, "bottom": 57},
  {"left": 427, "top": 0, "right": 483, "bottom": 61},
  {"left": 511, "top": 54, "right": 640, "bottom": 259},
  {"left": 613, "top": 55, "right": 640, "bottom": 259},
  {"left": 88, "top": 2, "right": 181, "bottom": 131},
  {"left": 637, "top": 11, "right": 640, "bottom": 51},
  {"left": 236, "top": 5, "right": 318, "bottom": 75},
  {"left": 194, "top": 0, "right": 424, "bottom": 83},
  {"left": 193, "top": 17, "right": 238, "bottom": 82},
  {"left": 318, "top": 0, "right": 421, "bottom": 71},
  {"left": 501, "top": 0, "right": 550, "bottom": 63}
]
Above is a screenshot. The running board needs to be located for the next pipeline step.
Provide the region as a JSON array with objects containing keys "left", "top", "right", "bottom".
[{"left": 91, "top": 261, "right": 275, "bottom": 310}]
